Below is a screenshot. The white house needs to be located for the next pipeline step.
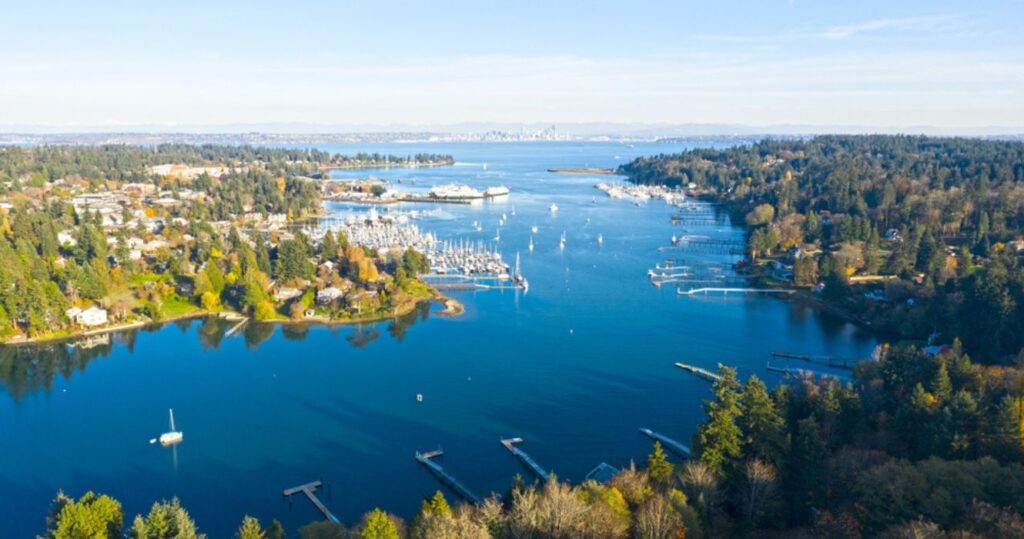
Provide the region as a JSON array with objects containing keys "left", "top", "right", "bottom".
[
  {"left": 316, "top": 287, "right": 345, "bottom": 304},
  {"left": 66, "top": 306, "right": 108, "bottom": 327}
]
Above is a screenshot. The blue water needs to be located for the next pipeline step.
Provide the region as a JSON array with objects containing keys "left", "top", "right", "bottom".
[{"left": 0, "top": 142, "right": 877, "bottom": 537}]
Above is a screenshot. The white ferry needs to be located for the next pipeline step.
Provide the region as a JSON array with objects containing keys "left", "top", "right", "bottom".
[
  {"left": 429, "top": 184, "right": 484, "bottom": 200},
  {"left": 484, "top": 185, "right": 510, "bottom": 197}
]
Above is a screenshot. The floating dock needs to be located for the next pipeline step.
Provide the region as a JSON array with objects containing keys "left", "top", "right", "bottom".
[
  {"left": 500, "top": 438, "right": 550, "bottom": 481},
  {"left": 639, "top": 428, "right": 692, "bottom": 458},
  {"left": 282, "top": 480, "right": 339, "bottom": 523},
  {"left": 678, "top": 287, "right": 796, "bottom": 296},
  {"left": 771, "top": 351, "right": 855, "bottom": 369},
  {"left": 415, "top": 450, "right": 480, "bottom": 503},
  {"left": 675, "top": 362, "right": 722, "bottom": 382}
]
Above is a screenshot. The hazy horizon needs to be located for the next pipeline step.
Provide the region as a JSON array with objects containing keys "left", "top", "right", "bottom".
[{"left": 3, "top": 0, "right": 1022, "bottom": 131}]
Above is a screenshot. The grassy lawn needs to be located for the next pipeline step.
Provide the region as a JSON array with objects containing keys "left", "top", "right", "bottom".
[{"left": 160, "top": 295, "right": 202, "bottom": 319}]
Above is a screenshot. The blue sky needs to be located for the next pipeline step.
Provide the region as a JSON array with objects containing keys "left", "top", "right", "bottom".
[{"left": 1, "top": 0, "right": 1022, "bottom": 131}]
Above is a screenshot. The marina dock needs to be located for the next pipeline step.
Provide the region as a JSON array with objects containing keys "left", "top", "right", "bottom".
[
  {"left": 415, "top": 450, "right": 480, "bottom": 503},
  {"left": 639, "top": 428, "right": 691, "bottom": 458},
  {"left": 282, "top": 480, "right": 339, "bottom": 523},
  {"left": 500, "top": 438, "right": 551, "bottom": 481},
  {"left": 674, "top": 362, "right": 722, "bottom": 382},
  {"left": 678, "top": 287, "right": 796, "bottom": 296},
  {"left": 770, "top": 351, "right": 856, "bottom": 369}
]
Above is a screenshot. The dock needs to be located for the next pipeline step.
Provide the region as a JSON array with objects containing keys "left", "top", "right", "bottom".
[
  {"left": 678, "top": 287, "right": 796, "bottom": 296},
  {"left": 639, "top": 428, "right": 692, "bottom": 458},
  {"left": 766, "top": 363, "right": 848, "bottom": 382},
  {"left": 282, "top": 480, "right": 339, "bottom": 523},
  {"left": 771, "top": 351, "right": 856, "bottom": 369},
  {"left": 415, "top": 450, "right": 480, "bottom": 503},
  {"left": 500, "top": 438, "right": 551, "bottom": 481},
  {"left": 675, "top": 361, "right": 722, "bottom": 382}
]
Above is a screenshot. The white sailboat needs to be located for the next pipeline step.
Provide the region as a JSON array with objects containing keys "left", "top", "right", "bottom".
[
  {"left": 152, "top": 409, "right": 183, "bottom": 446},
  {"left": 559, "top": 231, "right": 566, "bottom": 250},
  {"left": 528, "top": 236, "right": 534, "bottom": 252},
  {"left": 513, "top": 252, "right": 528, "bottom": 292},
  {"left": 597, "top": 234, "right": 603, "bottom": 245},
  {"left": 531, "top": 225, "right": 538, "bottom": 234},
  {"left": 549, "top": 204, "right": 559, "bottom": 213}
]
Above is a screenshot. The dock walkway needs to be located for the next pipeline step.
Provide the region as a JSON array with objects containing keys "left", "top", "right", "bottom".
[
  {"left": 678, "top": 287, "right": 795, "bottom": 296},
  {"left": 675, "top": 361, "right": 722, "bottom": 382},
  {"left": 416, "top": 450, "right": 480, "bottom": 503},
  {"left": 500, "top": 438, "right": 550, "bottom": 481},
  {"left": 282, "top": 480, "right": 339, "bottom": 523},
  {"left": 639, "top": 428, "right": 692, "bottom": 458}
]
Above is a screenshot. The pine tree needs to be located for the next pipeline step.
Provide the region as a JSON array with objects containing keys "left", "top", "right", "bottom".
[
  {"left": 322, "top": 230, "right": 337, "bottom": 260},
  {"left": 360, "top": 509, "right": 399, "bottom": 539},
  {"left": 932, "top": 360, "right": 953, "bottom": 403},
  {"left": 990, "top": 395, "right": 1023, "bottom": 462},
  {"left": 234, "top": 515, "right": 265, "bottom": 539},
  {"left": 647, "top": 441, "right": 674, "bottom": 489},
  {"left": 737, "top": 376, "right": 785, "bottom": 465},
  {"left": 695, "top": 365, "right": 743, "bottom": 476}
]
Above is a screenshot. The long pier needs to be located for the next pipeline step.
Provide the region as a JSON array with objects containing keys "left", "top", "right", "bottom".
[
  {"left": 771, "top": 351, "right": 856, "bottom": 369},
  {"left": 766, "top": 363, "right": 848, "bottom": 382},
  {"left": 415, "top": 450, "right": 480, "bottom": 503},
  {"left": 639, "top": 428, "right": 692, "bottom": 458},
  {"left": 674, "top": 362, "right": 722, "bottom": 382},
  {"left": 678, "top": 287, "right": 796, "bottom": 296},
  {"left": 224, "top": 318, "right": 249, "bottom": 337},
  {"left": 500, "top": 438, "right": 550, "bottom": 481},
  {"left": 282, "top": 480, "right": 339, "bottom": 523}
]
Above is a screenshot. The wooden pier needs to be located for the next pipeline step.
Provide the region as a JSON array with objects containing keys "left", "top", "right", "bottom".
[
  {"left": 282, "top": 480, "right": 339, "bottom": 523},
  {"left": 639, "top": 428, "right": 692, "bottom": 458},
  {"left": 678, "top": 287, "right": 796, "bottom": 296},
  {"left": 771, "top": 351, "right": 856, "bottom": 369},
  {"left": 766, "top": 363, "right": 848, "bottom": 382},
  {"left": 224, "top": 317, "right": 249, "bottom": 337},
  {"left": 674, "top": 362, "right": 722, "bottom": 382},
  {"left": 500, "top": 438, "right": 551, "bottom": 481},
  {"left": 415, "top": 450, "right": 480, "bottom": 503}
]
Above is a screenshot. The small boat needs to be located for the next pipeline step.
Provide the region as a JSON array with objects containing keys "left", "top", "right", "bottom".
[
  {"left": 549, "top": 204, "right": 559, "bottom": 213},
  {"left": 152, "top": 409, "right": 183, "bottom": 446},
  {"left": 417, "top": 393, "right": 423, "bottom": 403},
  {"left": 597, "top": 234, "right": 603, "bottom": 245},
  {"left": 559, "top": 232, "right": 566, "bottom": 250},
  {"left": 531, "top": 225, "right": 538, "bottom": 234},
  {"left": 528, "top": 237, "right": 534, "bottom": 252},
  {"left": 494, "top": 230, "right": 501, "bottom": 241}
]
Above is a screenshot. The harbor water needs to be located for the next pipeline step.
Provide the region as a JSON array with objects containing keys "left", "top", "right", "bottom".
[{"left": 0, "top": 142, "right": 878, "bottom": 537}]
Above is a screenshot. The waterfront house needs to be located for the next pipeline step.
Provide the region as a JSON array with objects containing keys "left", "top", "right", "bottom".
[
  {"left": 316, "top": 286, "right": 345, "bottom": 304},
  {"left": 275, "top": 287, "right": 303, "bottom": 302},
  {"left": 66, "top": 306, "right": 108, "bottom": 327}
]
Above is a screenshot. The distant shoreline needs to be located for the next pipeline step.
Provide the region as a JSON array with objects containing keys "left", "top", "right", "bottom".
[{"left": 548, "top": 167, "right": 621, "bottom": 175}]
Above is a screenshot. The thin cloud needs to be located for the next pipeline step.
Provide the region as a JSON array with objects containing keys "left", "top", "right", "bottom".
[{"left": 824, "top": 15, "right": 956, "bottom": 39}]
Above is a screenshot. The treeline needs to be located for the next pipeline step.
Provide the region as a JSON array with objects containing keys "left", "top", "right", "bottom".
[
  {"left": 0, "top": 144, "right": 454, "bottom": 185},
  {"left": 37, "top": 344, "right": 1024, "bottom": 538},
  {"left": 620, "top": 135, "right": 1024, "bottom": 362}
]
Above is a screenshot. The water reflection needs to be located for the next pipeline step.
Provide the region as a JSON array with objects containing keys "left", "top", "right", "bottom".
[{"left": 0, "top": 303, "right": 435, "bottom": 400}]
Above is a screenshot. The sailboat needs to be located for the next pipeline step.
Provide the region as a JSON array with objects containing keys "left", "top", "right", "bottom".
[
  {"left": 559, "top": 231, "right": 566, "bottom": 250},
  {"left": 152, "top": 409, "right": 183, "bottom": 446},
  {"left": 549, "top": 204, "right": 559, "bottom": 213},
  {"left": 513, "top": 252, "right": 528, "bottom": 292},
  {"left": 597, "top": 234, "right": 603, "bottom": 245},
  {"left": 528, "top": 236, "right": 534, "bottom": 252},
  {"left": 531, "top": 225, "right": 538, "bottom": 234},
  {"left": 494, "top": 229, "right": 501, "bottom": 242}
]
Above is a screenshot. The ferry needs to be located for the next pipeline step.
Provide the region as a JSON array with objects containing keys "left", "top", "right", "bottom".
[{"left": 429, "top": 184, "right": 484, "bottom": 200}]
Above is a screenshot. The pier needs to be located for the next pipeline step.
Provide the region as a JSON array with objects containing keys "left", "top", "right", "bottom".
[
  {"left": 674, "top": 362, "right": 722, "bottom": 382},
  {"left": 678, "top": 287, "right": 796, "bottom": 296},
  {"left": 770, "top": 351, "right": 856, "bottom": 369},
  {"left": 639, "top": 428, "right": 692, "bottom": 458},
  {"left": 224, "top": 317, "right": 248, "bottom": 337},
  {"left": 415, "top": 450, "right": 480, "bottom": 503},
  {"left": 766, "top": 363, "right": 848, "bottom": 382},
  {"left": 500, "top": 438, "right": 551, "bottom": 481},
  {"left": 282, "top": 480, "right": 339, "bottom": 523}
]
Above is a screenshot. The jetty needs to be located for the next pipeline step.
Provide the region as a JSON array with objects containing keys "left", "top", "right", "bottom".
[
  {"left": 415, "top": 450, "right": 480, "bottom": 503},
  {"left": 500, "top": 438, "right": 550, "bottom": 481},
  {"left": 771, "top": 351, "right": 856, "bottom": 369},
  {"left": 282, "top": 480, "right": 339, "bottom": 523},
  {"left": 674, "top": 362, "right": 722, "bottom": 382},
  {"left": 678, "top": 287, "right": 796, "bottom": 296},
  {"left": 639, "top": 428, "right": 692, "bottom": 458},
  {"left": 766, "top": 363, "right": 848, "bottom": 382}
]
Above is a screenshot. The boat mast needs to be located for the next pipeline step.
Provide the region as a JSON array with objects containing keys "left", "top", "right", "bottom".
[{"left": 169, "top": 409, "right": 176, "bottom": 431}]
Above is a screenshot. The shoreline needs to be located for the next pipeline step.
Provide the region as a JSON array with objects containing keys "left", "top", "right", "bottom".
[{"left": 2, "top": 295, "right": 464, "bottom": 347}]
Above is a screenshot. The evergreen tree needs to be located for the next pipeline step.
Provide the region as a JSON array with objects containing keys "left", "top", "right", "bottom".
[
  {"left": 989, "top": 394, "right": 1023, "bottom": 462},
  {"left": 128, "top": 498, "right": 203, "bottom": 539},
  {"left": 321, "top": 230, "right": 337, "bottom": 260},
  {"left": 647, "top": 441, "right": 674, "bottom": 489},
  {"left": 784, "top": 417, "right": 826, "bottom": 524},
  {"left": 47, "top": 491, "right": 123, "bottom": 539},
  {"left": 234, "top": 515, "right": 265, "bottom": 539},
  {"left": 695, "top": 365, "right": 743, "bottom": 476},
  {"left": 737, "top": 376, "right": 785, "bottom": 465},
  {"left": 360, "top": 509, "right": 399, "bottom": 539}
]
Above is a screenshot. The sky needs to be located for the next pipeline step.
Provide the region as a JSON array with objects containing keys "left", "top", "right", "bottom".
[{"left": 1, "top": 0, "right": 1023, "bottom": 133}]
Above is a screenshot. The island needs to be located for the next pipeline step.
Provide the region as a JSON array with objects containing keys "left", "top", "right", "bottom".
[{"left": 0, "top": 145, "right": 460, "bottom": 345}]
